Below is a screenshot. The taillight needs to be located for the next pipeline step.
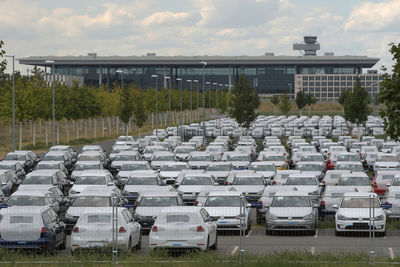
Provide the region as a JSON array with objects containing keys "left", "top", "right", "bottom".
[
  {"left": 152, "top": 226, "right": 158, "bottom": 232},
  {"left": 73, "top": 227, "right": 79, "bottom": 233},
  {"left": 272, "top": 181, "right": 276, "bottom": 185},
  {"left": 41, "top": 227, "right": 47, "bottom": 233},
  {"left": 119, "top": 227, "right": 126, "bottom": 233},
  {"left": 135, "top": 201, "right": 140, "bottom": 206},
  {"left": 194, "top": 201, "right": 199, "bottom": 206},
  {"left": 225, "top": 181, "right": 229, "bottom": 185},
  {"left": 196, "top": 226, "right": 205, "bottom": 232},
  {"left": 259, "top": 201, "right": 263, "bottom": 207},
  {"left": 321, "top": 201, "right": 326, "bottom": 208}
]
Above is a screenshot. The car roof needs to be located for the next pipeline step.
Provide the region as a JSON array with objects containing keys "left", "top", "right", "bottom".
[
  {"left": 76, "top": 170, "right": 111, "bottom": 176},
  {"left": 27, "top": 170, "right": 58, "bottom": 176},
  {"left": 288, "top": 173, "right": 318, "bottom": 178},
  {"left": 208, "top": 191, "right": 241, "bottom": 197},
  {"left": 1, "top": 206, "right": 49, "bottom": 215},
  {"left": 340, "top": 172, "right": 368, "bottom": 178},
  {"left": 45, "top": 151, "right": 66, "bottom": 155},
  {"left": 160, "top": 206, "right": 202, "bottom": 214},
  {"left": 75, "top": 161, "right": 101, "bottom": 165},
  {"left": 140, "top": 191, "right": 178, "bottom": 197},
  {"left": 274, "top": 190, "right": 309, "bottom": 197},
  {"left": 343, "top": 192, "right": 377, "bottom": 197},
  {"left": 11, "top": 190, "right": 51, "bottom": 197}
]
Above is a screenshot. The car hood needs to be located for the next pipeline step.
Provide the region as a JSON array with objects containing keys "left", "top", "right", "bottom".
[
  {"left": 178, "top": 185, "right": 215, "bottom": 193},
  {"left": 255, "top": 171, "right": 275, "bottom": 178},
  {"left": 18, "top": 184, "right": 54, "bottom": 191},
  {"left": 109, "top": 153, "right": 118, "bottom": 160},
  {"left": 269, "top": 207, "right": 313, "bottom": 217},
  {"left": 117, "top": 171, "right": 134, "bottom": 179},
  {"left": 336, "top": 185, "right": 372, "bottom": 193},
  {"left": 159, "top": 171, "right": 181, "bottom": 179},
  {"left": 229, "top": 161, "right": 250, "bottom": 168},
  {"left": 374, "top": 162, "right": 400, "bottom": 168},
  {"left": 203, "top": 207, "right": 240, "bottom": 217},
  {"left": 124, "top": 185, "right": 171, "bottom": 194},
  {"left": 231, "top": 185, "right": 265, "bottom": 193},
  {"left": 175, "top": 153, "right": 190, "bottom": 159},
  {"left": 188, "top": 161, "right": 211, "bottom": 167},
  {"left": 71, "top": 171, "right": 87, "bottom": 177},
  {"left": 338, "top": 208, "right": 384, "bottom": 219},
  {"left": 67, "top": 207, "right": 93, "bottom": 217},
  {"left": 283, "top": 185, "right": 320, "bottom": 193},
  {"left": 111, "top": 161, "right": 126, "bottom": 168},
  {"left": 207, "top": 171, "right": 230, "bottom": 178},
  {"left": 151, "top": 161, "right": 175, "bottom": 168},
  {"left": 70, "top": 184, "right": 107, "bottom": 193},
  {"left": 264, "top": 161, "right": 285, "bottom": 167}
]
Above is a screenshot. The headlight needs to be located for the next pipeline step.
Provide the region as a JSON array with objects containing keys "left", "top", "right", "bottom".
[
  {"left": 267, "top": 213, "right": 278, "bottom": 220},
  {"left": 374, "top": 215, "right": 385, "bottom": 221},
  {"left": 65, "top": 213, "right": 73, "bottom": 219},
  {"left": 235, "top": 215, "right": 241, "bottom": 219},
  {"left": 310, "top": 190, "right": 319, "bottom": 195},
  {"left": 258, "top": 190, "right": 264, "bottom": 195},
  {"left": 303, "top": 213, "right": 314, "bottom": 220},
  {"left": 337, "top": 214, "right": 350, "bottom": 221},
  {"left": 69, "top": 190, "right": 78, "bottom": 194}
]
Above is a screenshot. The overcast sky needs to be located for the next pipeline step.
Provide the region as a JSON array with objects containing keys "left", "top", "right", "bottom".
[{"left": 1, "top": 0, "right": 399, "bottom": 73}]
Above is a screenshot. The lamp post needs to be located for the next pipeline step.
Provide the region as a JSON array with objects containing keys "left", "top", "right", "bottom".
[
  {"left": 152, "top": 75, "right": 159, "bottom": 137},
  {"left": 193, "top": 80, "right": 199, "bottom": 121},
  {"left": 201, "top": 62, "right": 207, "bottom": 151},
  {"left": 165, "top": 76, "right": 171, "bottom": 126},
  {"left": 206, "top": 82, "right": 211, "bottom": 117},
  {"left": 368, "top": 78, "right": 382, "bottom": 115},
  {"left": 116, "top": 69, "right": 123, "bottom": 90},
  {"left": 5, "top": 55, "right": 15, "bottom": 152},
  {"left": 177, "top": 78, "right": 183, "bottom": 138},
  {"left": 219, "top": 84, "right": 223, "bottom": 114},
  {"left": 213, "top": 82, "right": 218, "bottom": 113},
  {"left": 45, "top": 60, "right": 56, "bottom": 146},
  {"left": 225, "top": 84, "right": 229, "bottom": 110},
  {"left": 186, "top": 80, "right": 192, "bottom": 123}
]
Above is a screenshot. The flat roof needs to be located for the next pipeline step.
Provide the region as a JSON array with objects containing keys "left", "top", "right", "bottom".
[{"left": 18, "top": 55, "right": 379, "bottom": 68}]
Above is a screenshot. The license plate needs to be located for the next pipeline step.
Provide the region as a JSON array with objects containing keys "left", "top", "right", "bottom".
[
  {"left": 17, "top": 241, "right": 27, "bottom": 244},
  {"left": 220, "top": 220, "right": 227, "bottom": 223},
  {"left": 89, "top": 242, "right": 105, "bottom": 247},
  {"left": 172, "top": 243, "right": 182, "bottom": 246},
  {"left": 288, "top": 221, "right": 296, "bottom": 224}
]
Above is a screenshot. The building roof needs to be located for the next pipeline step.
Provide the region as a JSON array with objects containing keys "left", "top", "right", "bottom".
[{"left": 18, "top": 55, "right": 379, "bottom": 67}]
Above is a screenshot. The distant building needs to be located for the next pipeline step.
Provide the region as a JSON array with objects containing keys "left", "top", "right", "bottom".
[
  {"left": 44, "top": 73, "right": 83, "bottom": 87},
  {"left": 18, "top": 36, "right": 379, "bottom": 95}
]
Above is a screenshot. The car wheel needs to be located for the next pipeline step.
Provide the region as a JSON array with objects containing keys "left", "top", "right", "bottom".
[
  {"left": 135, "top": 234, "right": 142, "bottom": 250},
  {"left": 128, "top": 238, "right": 132, "bottom": 251},
  {"left": 205, "top": 237, "right": 210, "bottom": 251},
  {"left": 310, "top": 229, "right": 316, "bottom": 236},
  {"left": 210, "top": 235, "right": 217, "bottom": 250},
  {"left": 265, "top": 229, "right": 271, "bottom": 235},
  {"left": 335, "top": 230, "right": 341, "bottom": 237}
]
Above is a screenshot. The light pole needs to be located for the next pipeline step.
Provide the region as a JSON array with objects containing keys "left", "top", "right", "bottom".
[
  {"left": 206, "top": 82, "right": 211, "bottom": 117},
  {"left": 194, "top": 80, "right": 199, "bottom": 121},
  {"left": 368, "top": 78, "right": 382, "bottom": 115},
  {"left": 152, "top": 75, "right": 159, "bottom": 137},
  {"left": 45, "top": 60, "right": 56, "bottom": 146},
  {"left": 5, "top": 55, "right": 15, "bottom": 152},
  {"left": 187, "top": 80, "right": 192, "bottom": 123},
  {"left": 219, "top": 84, "right": 223, "bottom": 114},
  {"left": 165, "top": 76, "right": 171, "bottom": 126},
  {"left": 225, "top": 84, "right": 229, "bottom": 111},
  {"left": 177, "top": 78, "right": 183, "bottom": 138},
  {"left": 201, "top": 62, "right": 207, "bottom": 151},
  {"left": 116, "top": 69, "right": 123, "bottom": 90},
  {"left": 213, "top": 82, "right": 218, "bottom": 113}
]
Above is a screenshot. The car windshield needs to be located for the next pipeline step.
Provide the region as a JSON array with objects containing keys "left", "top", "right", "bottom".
[
  {"left": 75, "top": 163, "right": 100, "bottom": 171},
  {"left": 206, "top": 165, "right": 231, "bottom": 171},
  {"left": 340, "top": 197, "right": 380, "bottom": 208},
  {"left": 249, "top": 164, "right": 274, "bottom": 171},
  {"left": 87, "top": 215, "right": 111, "bottom": 223},
  {"left": 286, "top": 177, "right": 317, "bottom": 185},
  {"left": 377, "top": 156, "right": 398, "bottom": 162},
  {"left": 263, "top": 155, "right": 284, "bottom": 161},
  {"left": 72, "top": 196, "right": 111, "bottom": 207},
  {"left": 7, "top": 196, "right": 45, "bottom": 206},
  {"left": 120, "top": 164, "right": 148, "bottom": 171},
  {"left": 205, "top": 196, "right": 241, "bottom": 207},
  {"left": 339, "top": 176, "right": 370, "bottom": 186},
  {"left": 295, "top": 164, "right": 320, "bottom": 171},
  {"left": 336, "top": 164, "right": 363, "bottom": 172},
  {"left": 126, "top": 177, "right": 158, "bottom": 185},
  {"left": 271, "top": 196, "right": 311, "bottom": 207},
  {"left": 144, "top": 147, "right": 162, "bottom": 154},
  {"left": 392, "top": 178, "right": 400, "bottom": 186},
  {"left": 114, "top": 155, "right": 136, "bottom": 161},
  {"left": 22, "top": 176, "right": 52, "bottom": 184},
  {"left": 0, "top": 164, "right": 13, "bottom": 170},
  {"left": 175, "top": 147, "right": 194, "bottom": 153},
  {"left": 181, "top": 176, "right": 212, "bottom": 185},
  {"left": 153, "top": 155, "right": 175, "bottom": 161},
  {"left": 190, "top": 155, "right": 212, "bottom": 161},
  {"left": 161, "top": 165, "right": 187, "bottom": 172},
  {"left": 139, "top": 196, "right": 178, "bottom": 207},
  {"left": 207, "top": 147, "right": 222, "bottom": 152},
  {"left": 337, "top": 155, "right": 359, "bottom": 161},
  {"left": 75, "top": 176, "right": 106, "bottom": 185},
  {"left": 227, "top": 155, "right": 249, "bottom": 161},
  {"left": 300, "top": 155, "right": 322, "bottom": 161},
  {"left": 43, "top": 155, "right": 64, "bottom": 161},
  {"left": 79, "top": 155, "right": 100, "bottom": 161},
  {"left": 36, "top": 164, "right": 58, "bottom": 170},
  {"left": 10, "top": 216, "right": 33, "bottom": 224},
  {"left": 4, "top": 154, "right": 25, "bottom": 161},
  {"left": 232, "top": 177, "right": 264, "bottom": 185}
]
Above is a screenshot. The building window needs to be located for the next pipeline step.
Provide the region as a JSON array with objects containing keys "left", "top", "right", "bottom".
[
  {"left": 309, "top": 82, "right": 314, "bottom": 86},
  {"left": 328, "top": 76, "right": 333, "bottom": 80},
  {"left": 322, "top": 76, "right": 327, "bottom": 80},
  {"left": 315, "top": 82, "right": 321, "bottom": 86},
  {"left": 303, "top": 76, "right": 308, "bottom": 81},
  {"left": 322, "top": 82, "right": 327, "bottom": 86},
  {"left": 315, "top": 76, "right": 321, "bottom": 80},
  {"left": 334, "top": 76, "right": 340, "bottom": 80}
]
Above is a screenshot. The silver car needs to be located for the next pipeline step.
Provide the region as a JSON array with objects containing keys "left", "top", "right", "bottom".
[{"left": 265, "top": 190, "right": 317, "bottom": 235}]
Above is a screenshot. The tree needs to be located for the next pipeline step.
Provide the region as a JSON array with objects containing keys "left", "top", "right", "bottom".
[
  {"left": 229, "top": 74, "right": 260, "bottom": 129},
  {"left": 132, "top": 90, "right": 148, "bottom": 138},
  {"left": 119, "top": 86, "right": 134, "bottom": 135},
  {"left": 379, "top": 42, "right": 400, "bottom": 141},
  {"left": 0, "top": 40, "right": 6, "bottom": 75},
  {"left": 295, "top": 90, "right": 307, "bottom": 116},
  {"left": 306, "top": 93, "right": 317, "bottom": 116},
  {"left": 279, "top": 93, "right": 291, "bottom": 116},
  {"left": 271, "top": 95, "right": 280, "bottom": 115},
  {"left": 338, "top": 89, "right": 350, "bottom": 113},
  {"left": 344, "top": 76, "right": 370, "bottom": 140}
]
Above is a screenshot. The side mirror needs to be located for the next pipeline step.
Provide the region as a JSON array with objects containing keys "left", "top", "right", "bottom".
[
  {"left": 246, "top": 203, "right": 252, "bottom": 208},
  {"left": 386, "top": 184, "right": 391, "bottom": 187},
  {"left": 332, "top": 204, "right": 338, "bottom": 210},
  {"left": 196, "top": 203, "right": 203, "bottom": 207},
  {"left": 173, "top": 183, "right": 179, "bottom": 188},
  {"left": 319, "top": 182, "right": 325, "bottom": 187},
  {"left": 211, "top": 217, "right": 218, "bottom": 222},
  {"left": 313, "top": 203, "right": 320, "bottom": 208},
  {"left": 214, "top": 182, "right": 219, "bottom": 186},
  {"left": 70, "top": 181, "right": 74, "bottom": 185},
  {"left": 108, "top": 182, "right": 114, "bottom": 186},
  {"left": 1, "top": 182, "right": 6, "bottom": 186}
]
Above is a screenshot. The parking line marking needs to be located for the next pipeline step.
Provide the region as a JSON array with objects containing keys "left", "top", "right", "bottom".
[
  {"left": 231, "top": 246, "right": 239, "bottom": 255},
  {"left": 246, "top": 230, "right": 253, "bottom": 238},
  {"left": 311, "top": 246, "right": 315, "bottom": 256},
  {"left": 389, "top": 247, "right": 395, "bottom": 260},
  {"left": 314, "top": 229, "right": 318, "bottom": 238}
]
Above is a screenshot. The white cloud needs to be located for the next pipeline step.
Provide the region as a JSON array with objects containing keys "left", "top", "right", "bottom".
[
  {"left": 141, "top": 11, "right": 192, "bottom": 27},
  {"left": 344, "top": 0, "right": 400, "bottom": 31}
]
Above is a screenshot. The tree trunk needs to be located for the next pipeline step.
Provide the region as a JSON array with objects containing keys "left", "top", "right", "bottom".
[
  {"left": 66, "top": 119, "right": 69, "bottom": 143},
  {"left": 116, "top": 117, "right": 119, "bottom": 135},
  {"left": 76, "top": 120, "right": 79, "bottom": 139},
  {"left": 94, "top": 118, "right": 97, "bottom": 139},
  {"left": 308, "top": 106, "right": 311, "bottom": 116},
  {"left": 102, "top": 118, "right": 105, "bottom": 137},
  {"left": 8, "top": 120, "right": 11, "bottom": 137},
  {"left": 85, "top": 120, "right": 88, "bottom": 138},
  {"left": 139, "top": 127, "right": 141, "bottom": 138},
  {"left": 151, "top": 113, "right": 154, "bottom": 128},
  {"left": 19, "top": 121, "right": 22, "bottom": 150},
  {"left": 357, "top": 124, "right": 361, "bottom": 141},
  {"left": 45, "top": 120, "right": 48, "bottom": 146},
  {"left": 33, "top": 121, "right": 36, "bottom": 146},
  {"left": 108, "top": 117, "right": 111, "bottom": 137},
  {"left": 39, "top": 119, "right": 42, "bottom": 138},
  {"left": 57, "top": 122, "right": 59, "bottom": 145},
  {"left": 29, "top": 120, "right": 32, "bottom": 137}
]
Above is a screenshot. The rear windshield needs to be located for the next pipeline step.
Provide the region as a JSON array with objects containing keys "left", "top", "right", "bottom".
[
  {"left": 341, "top": 197, "right": 380, "bottom": 208},
  {"left": 87, "top": 215, "right": 111, "bottom": 223},
  {"left": 232, "top": 177, "right": 264, "bottom": 185},
  {"left": 75, "top": 163, "right": 100, "bottom": 171},
  {"left": 73, "top": 196, "right": 111, "bottom": 207},
  {"left": 23, "top": 176, "right": 52, "bottom": 185},
  {"left": 10, "top": 216, "right": 33, "bottom": 224},
  {"left": 126, "top": 177, "right": 158, "bottom": 185},
  {"left": 4, "top": 154, "right": 25, "bottom": 161},
  {"left": 75, "top": 176, "right": 106, "bottom": 185},
  {"left": 43, "top": 155, "right": 63, "bottom": 161},
  {"left": 166, "top": 215, "right": 190, "bottom": 223},
  {"left": 120, "top": 164, "right": 147, "bottom": 171},
  {"left": 36, "top": 164, "right": 58, "bottom": 170},
  {"left": 181, "top": 176, "right": 212, "bottom": 185},
  {"left": 7, "top": 196, "right": 45, "bottom": 206},
  {"left": 139, "top": 197, "right": 178, "bottom": 207},
  {"left": 114, "top": 155, "right": 136, "bottom": 161}
]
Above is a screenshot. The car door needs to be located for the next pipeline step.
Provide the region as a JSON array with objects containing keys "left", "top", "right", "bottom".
[
  {"left": 123, "top": 209, "right": 140, "bottom": 244},
  {"left": 49, "top": 209, "right": 64, "bottom": 244},
  {"left": 200, "top": 209, "right": 216, "bottom": 245},
  {"left": 46, "top": 193, "right": 59, "bottom": 213}
]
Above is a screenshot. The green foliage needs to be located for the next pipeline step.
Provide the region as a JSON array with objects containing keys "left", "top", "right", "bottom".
[
  {"left": 279, "top": 93, "right": 291, "bottom": 115},
  {"left": 379, "top": 42, "right": 400, "bottom": 141},
  {"left": 338, "top": 89, "right": 350, "bottom": 106},
  {"left": 0, "top": 40, "right": 6, "bottom": 75},
  {"left": 133, "top": 90, "right": 147, "bottom": 129},
  {"left": 229, "top": 74, "right": 260, "bottom": 128},
  {"left": 119, "top": 86, "right": 134, "bottom": 124},
  {"left": 295, "top": 90, "right": 307, "bottom": 115},
  {"left": 271, "top": 95, "right": 280, "bottom": 106},
  {"left": 343, "top": 76, "right": 370, "bottom": 125}
]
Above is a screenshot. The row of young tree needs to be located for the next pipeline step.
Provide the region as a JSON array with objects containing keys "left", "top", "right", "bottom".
[{"left": 269, "top": 92, "right": 318, "bottom": 116}]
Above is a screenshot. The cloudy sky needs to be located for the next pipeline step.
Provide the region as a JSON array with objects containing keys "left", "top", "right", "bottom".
[{"left": 1, "top": 0, "right": 399, "bottom": 73}]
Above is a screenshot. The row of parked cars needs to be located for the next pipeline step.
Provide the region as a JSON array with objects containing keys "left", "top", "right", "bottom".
[{"left": 0, "top": 114, "right": 398, "bottom": 253}]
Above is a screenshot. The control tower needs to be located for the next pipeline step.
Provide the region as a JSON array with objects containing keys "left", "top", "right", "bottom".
[{"left": 293, "top": 36, "right": 320, "bottom": 56}]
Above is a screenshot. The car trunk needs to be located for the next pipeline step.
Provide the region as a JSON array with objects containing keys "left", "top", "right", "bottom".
[{"left": 0, "top": 215, "right": 42, "bottom": 241}]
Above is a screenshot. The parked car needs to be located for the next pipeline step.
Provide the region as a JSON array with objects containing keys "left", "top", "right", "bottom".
[
  {"left": 123, "top": 172, "right": 170, "bottom": 203},
  {"left": 69, "top": 170, "right": 115, "bottom": 198}
]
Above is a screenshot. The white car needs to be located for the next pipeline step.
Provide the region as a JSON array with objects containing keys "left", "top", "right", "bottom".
[
  {"left": 174, "top": 146, "right": 196, "bottom": 162},
  {"left": 177, "top": 173, "right": 219, "bottom": 205},
  {"left": 71, "top": 207, "right": 141, "bottom": 252},
  {"left": 383, "top": 187, "right": 400, "bottom": 219},
  {"left": 149, "top": 151, "right": 176, "bottom": 170},
  {"left": 187, "top": 152, "right": 214, "bottom": 170},
  {"left": 203, "top": 191, "right": 251, "bottom": 233},
  {"left": 320, "top": 186, "right": 358, "bottom": 216},
  {"left": 227, "top": 172, "right": 266, "bottom": 205},
  {"left": 373, "top": 153, "right": 400, "bottom": 173},
  {"left": 335, "top": 172, "right": 372, "bottom": 193},
  {"left": 248, "top": 162, "right": 276, "bottom": 184},
  {"left": 159, "top": 162, "right": 190, "bottom": 184},
  {"left": 71, "top": 161, "right": 104, "bottom": 181},
  {"left": 69, "top": 170, "right": 115, "bottom": 198},
  {"left": 334, "top": 192, "right": 386, "bottom": 236},
  {"left": 149, "top": 206, "right": 217, "bottom": 251},
  {"left": 284, "top": 173, "right": 324, "bottom": 203},
  {"left": 205, "top": 162, "right": 233, "bottom": 185}
]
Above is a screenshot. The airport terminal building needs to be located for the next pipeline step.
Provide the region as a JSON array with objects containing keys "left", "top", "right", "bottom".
[{"left": 19, "top": 36, "right": 379, "bottom": 100}]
